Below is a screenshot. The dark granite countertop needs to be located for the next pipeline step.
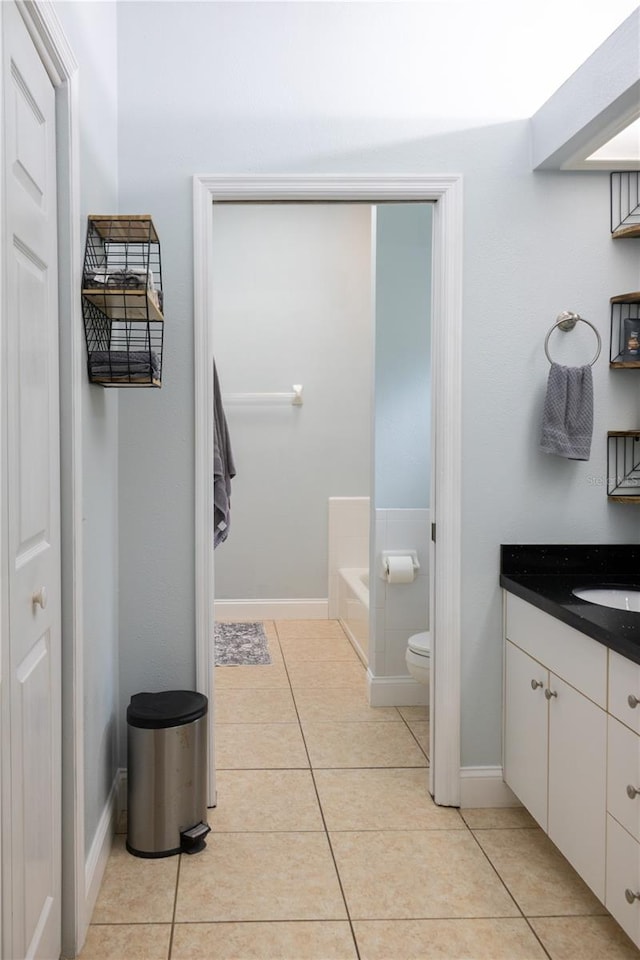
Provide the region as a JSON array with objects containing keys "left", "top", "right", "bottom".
[{"left": 500, "top": 545, "right": 640, "bottom": 666}]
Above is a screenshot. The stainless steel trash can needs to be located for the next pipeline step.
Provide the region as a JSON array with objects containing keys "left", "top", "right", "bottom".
[{"left": 126, "top": 690, "right": 210, "bottom": 858}]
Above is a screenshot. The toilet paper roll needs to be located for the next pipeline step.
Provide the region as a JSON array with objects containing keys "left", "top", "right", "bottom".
[{"left": 386, "top": 556, "right": 415, "bottom": 584}]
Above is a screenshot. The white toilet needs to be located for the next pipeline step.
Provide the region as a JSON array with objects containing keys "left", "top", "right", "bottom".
[{"left": 406, "top": 631, "right": 431, "bottom": 690}]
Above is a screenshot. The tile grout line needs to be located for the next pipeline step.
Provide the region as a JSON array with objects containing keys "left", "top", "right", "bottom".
[
  {"left": 274, "top": 620, "right": 363, "bottom": 960},
  {"left": 521, "top": 916, "right": 554, "bottom": 960},
  {"left": 198, "top": 826, "right": 470, "bottom": 834},
  {"left": 396, "top": 710, "right": 430, "bottom": 763},
  {"left": 466, "top": 824, "right": 605, "bottom": 959},
  {"left": 167, "top": 852, "right": 182, "bottom": 960},
  {"left": 465, "top": 825, "right": 533, "bottom": 924}
]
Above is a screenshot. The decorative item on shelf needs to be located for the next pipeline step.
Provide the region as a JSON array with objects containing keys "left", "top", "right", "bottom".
[
  {"left": 610, "top": 172, "right": 640, "bottom": 238},
  {"left": 610, "top": 294, "right": 640, "bottom": 366},
  {"left": 607, "top": 432, "right": 640, "bottom": 502},
  {"left": 81, "top": 215, "right": 164, "bottom": 387}
]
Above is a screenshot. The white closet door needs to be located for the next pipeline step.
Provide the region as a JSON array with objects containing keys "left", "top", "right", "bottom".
[{"left": 2, "top": 2, "right": 62, "bottom": 957}]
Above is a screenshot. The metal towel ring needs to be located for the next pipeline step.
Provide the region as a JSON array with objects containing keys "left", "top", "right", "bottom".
[{"left": 544, "top": 311, "right": 601, "bottom": 367}]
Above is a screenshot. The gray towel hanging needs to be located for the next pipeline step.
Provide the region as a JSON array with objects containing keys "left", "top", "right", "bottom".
[{"left": 539, "top": 362, "right": 593, "bottom": 461}]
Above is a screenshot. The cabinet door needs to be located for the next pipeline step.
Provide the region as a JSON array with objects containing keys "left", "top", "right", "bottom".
[
  {"left": 606, "top": 814, "right": 640, "bottom": 948},
  {"left": 504, "top": 640, "right": 548, "bottom": 830},
  {"left": 548, "top": 674, "right": 607, "bottom": 901}
]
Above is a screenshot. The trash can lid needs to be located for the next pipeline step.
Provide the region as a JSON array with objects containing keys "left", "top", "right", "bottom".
[{"left": 127, "top": 690, "right": 208, "bottom": 729}]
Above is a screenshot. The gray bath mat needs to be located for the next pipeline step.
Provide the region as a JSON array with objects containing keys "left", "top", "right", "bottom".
[{"left": 214, "top": 621, "right": 272, "bottom": 666}]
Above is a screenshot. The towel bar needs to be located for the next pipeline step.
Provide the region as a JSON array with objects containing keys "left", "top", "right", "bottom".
[
  {"left": 544, "top": 312, "right": 601, "bottom": 367},
  {"left": 222, "top": 384, "right": 303, "bottom": 406}
]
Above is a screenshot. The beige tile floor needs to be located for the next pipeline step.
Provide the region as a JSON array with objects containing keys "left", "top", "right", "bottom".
[{"left": 82, "top": 620, "right": 640, "bottom": 960}]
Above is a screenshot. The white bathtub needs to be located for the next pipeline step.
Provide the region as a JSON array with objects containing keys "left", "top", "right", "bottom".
[{"left": 338, "top": 567, "right": 369, "bottom": 666}]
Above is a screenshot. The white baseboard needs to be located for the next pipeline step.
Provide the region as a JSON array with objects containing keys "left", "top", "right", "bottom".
[
  {"left": 84, "top": 770, "right": 119, "bottom": 930},
  {"left": 367, "top": 671, "right": 429, "bottom": 707},
  {"left": 459, "top": 766, "right": 521, "bottom": 809},
  {"left": 214, "top": 599, "right": 328, "bottom": 620}
]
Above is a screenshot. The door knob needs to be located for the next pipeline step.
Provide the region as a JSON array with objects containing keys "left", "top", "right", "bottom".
[
  {"left": 545, "top": 688, "right": 558, "bottom": 700},
  {"left": 627, "top": 785, "right": 640, "bottom": 800},
  {"left": 530, "top": 679, "right": 543, "bottom": 690},
  {"left": 626, "top": 889, "right": 640, "bottom": 904},
  {"left": 629, "top": 695, "right": 640, "bottom": 709},
  {"left": 32, "top": 586, "right": 48, "bottom": 610}
]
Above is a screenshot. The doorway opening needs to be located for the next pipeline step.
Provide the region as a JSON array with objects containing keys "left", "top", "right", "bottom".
[{"left": 193, "top": 175, "right": 462, "bottom": 810}]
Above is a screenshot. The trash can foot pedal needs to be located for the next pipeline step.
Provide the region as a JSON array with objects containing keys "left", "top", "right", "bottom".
[{"left": 180, "top": 821, "right": 211, "bottom": 854}]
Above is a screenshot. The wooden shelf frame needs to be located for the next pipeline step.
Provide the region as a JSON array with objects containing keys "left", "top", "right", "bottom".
[
  {"left": 87, "top": 214, "right": 159, "bottom": 243},
  {"left": 612, "top": 225, "right": 640, "bottom": 240},
  {"left": 82, "top": 288, "right": 164, "bottom": 323}
]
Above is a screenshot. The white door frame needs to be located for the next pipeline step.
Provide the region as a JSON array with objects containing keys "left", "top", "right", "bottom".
[
  {"left": 1, "top": 0, "right": 85, "bottom": 953},
  {"left": 193, "top": 174, "right": 462, "bottom": 807}
]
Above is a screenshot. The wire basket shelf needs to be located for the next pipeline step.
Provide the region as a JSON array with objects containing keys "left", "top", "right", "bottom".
[
  {"left": 607, "top": 432, "right": 640, "bottom": 502},
  {"left": 610, "top": 172, "right": 640, "bottom": 238},
  {"left": 82, "top": 215, "right": 164, "bottom": 387}
]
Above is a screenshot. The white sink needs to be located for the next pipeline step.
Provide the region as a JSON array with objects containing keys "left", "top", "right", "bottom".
[{"left": 572, "top": 587, "right": 640, "bottom": 613}]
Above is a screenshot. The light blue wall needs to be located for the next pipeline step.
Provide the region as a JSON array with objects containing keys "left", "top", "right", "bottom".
[
  {"left": 212, "top": 204, "right": 371, "bottom": 600},
  {"left": 114, "top": 1, "right": 640, "bottom": 768},
  {"left": 375, "top": 204, "right": 432, "bottom": 509},
  {"left": 55, "top": 1, "right": 119, "bottom": 852}
]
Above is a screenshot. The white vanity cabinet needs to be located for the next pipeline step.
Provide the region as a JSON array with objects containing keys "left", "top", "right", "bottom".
[{"left": 504, "top": 593, "right": 608, "bottom": 901}]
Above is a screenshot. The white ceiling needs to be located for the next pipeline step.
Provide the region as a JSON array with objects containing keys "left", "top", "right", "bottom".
[{"left": 150, "top": 1, "right": 640, "bottom": 123}]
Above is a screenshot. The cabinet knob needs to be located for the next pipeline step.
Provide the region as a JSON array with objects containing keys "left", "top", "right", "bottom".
[
  {"left": 530, "top": 679, "right": 543, "bottom": 690},
  {"left": 544, "top": 688, "right": 558, "bottom": 700},
  {"left": 32, "top": 586, "right": 48, "bottom": 610},
  {"left": 628, "top": 695, "right": 640, "bottom": 709},
  {"left": 627, "top": 785, "right": 640, "bottom": 800},
  {"left": 626, "top": 889, "right": 640, "bottom": 904}
]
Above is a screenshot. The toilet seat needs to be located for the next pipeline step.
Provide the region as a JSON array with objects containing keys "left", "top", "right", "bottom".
[
  {"left": 405, "top": 631, "right": 431, "bottom": 695},
  {"left": 408, "top": 631, "right": 430, "bottom": 658}
]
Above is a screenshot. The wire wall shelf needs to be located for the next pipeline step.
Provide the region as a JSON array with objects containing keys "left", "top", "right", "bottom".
[
  {"left": 82, "top": 215, "right": 164, "bottom": 387},
  {"left": 607, "top": 432, "right": 640, "bottom": 502},
  {"left": 611, "top": 172, "right": 640, "bottom": 238},
  {"left": 606, "top": 174, "right": 640, "bottom": 503},
  {"left": 610, "top": 294, "right": 640, "bottom": 366}
]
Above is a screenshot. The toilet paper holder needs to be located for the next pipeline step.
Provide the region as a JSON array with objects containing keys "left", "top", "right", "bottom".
[{"left": 379, "top": 550, "right": 420, "bottom": 581}]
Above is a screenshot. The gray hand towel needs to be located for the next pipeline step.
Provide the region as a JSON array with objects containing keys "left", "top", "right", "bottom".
[
  {"left": 213, "top": 362, "right": 236, "bottom": 547},
  {"left": 539, "top": 362, "right": 593, "bottom": 461}
]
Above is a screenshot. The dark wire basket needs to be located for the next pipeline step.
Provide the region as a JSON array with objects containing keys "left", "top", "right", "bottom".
[{"left": 82, "top": 215, "right": 164, "bottom": 387}]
